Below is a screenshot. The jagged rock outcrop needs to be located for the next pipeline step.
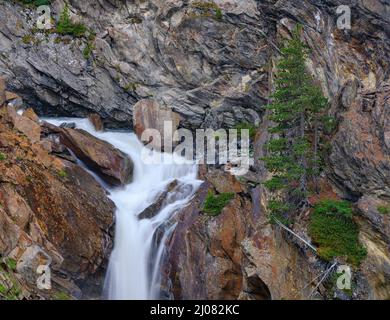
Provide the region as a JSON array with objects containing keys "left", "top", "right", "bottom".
[
  {"left": 133, "top": 99, "right": 181, "bottom": 148},
  {"left": 0, "top": 0, "right": 269, "bottom": 129},
  {"left": 60, "top": 128, "right": 133, "bottom": 186},
  {"left": 0, "top": 104, "right": 115, "bottom": 300},
  {"left": 161, "top": 169, "right": 322, "bottom": 300},
  {"left": 0, "top": 0, "right": 389, "bottom": 300},
  {"left": 138, "top": 179, "right": 178, "bottom": 220}
]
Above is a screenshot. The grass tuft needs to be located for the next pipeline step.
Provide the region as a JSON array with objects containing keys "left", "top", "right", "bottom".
[
  {"left": 58, "top": 169, "right": 68, "bottom": 178},
  {"left": 377, "top": 204, "right": 390, "bottom": 215}
]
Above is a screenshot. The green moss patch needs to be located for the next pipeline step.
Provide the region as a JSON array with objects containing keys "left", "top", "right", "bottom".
[
  {"left": 54, "top": 291, "right": 71, "bottom": 300},
  {"left": 309, "top": 200, "right": 367, "bottom": 266},
  {"left": 377, "top": 204, "right": 390, "bottom": 215}
]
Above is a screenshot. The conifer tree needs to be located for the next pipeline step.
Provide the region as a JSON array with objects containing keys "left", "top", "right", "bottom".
[{"left": 262, "top": 25, "right": 328, "bottom": 221}]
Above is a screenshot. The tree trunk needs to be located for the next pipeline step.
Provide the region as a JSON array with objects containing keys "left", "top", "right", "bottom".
[
  {"left": 313, "top": 115, "right": 319, "bottom": 194},
  {"left": 299, "top": 111, "right": 307, "bottom": 200}
]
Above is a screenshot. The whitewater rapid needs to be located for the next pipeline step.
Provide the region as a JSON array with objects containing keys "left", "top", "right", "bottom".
[{"left": 44, "top": 118, "right": 202, "bottom": 300}]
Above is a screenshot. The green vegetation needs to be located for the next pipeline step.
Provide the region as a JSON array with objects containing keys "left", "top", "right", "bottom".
[
  {"left": 56, "top": 5, "right": 86, "bottom": 37},
  {"left": 124, "top": 82, "right": 138, "bottom": 92},
  {"left": 82, "top": 41, "right": 94, "bottom": 59},
  {"left": 0, "top": 258, "right": 22, "bottom": 300},
  {"left": 234, "top": 122, "right": 258, "bottom": 140},
  {"left": 0, "top": 152, "right": 6, "bottom": 161},
  {"left": 215, "top": 7, "right": 223, "bottom": 20},
  {"left": 327, "top": 271, "right": 353, "bottom": 297},
  {"left": 54, "top": 291, "right": 71, "bottom": 300},
  {"left": 261, "top": 25, "right": 329, "bottom": 220},
  {"left": 377, "top": 204, "right": 390, "bottom": 215},
  {"left": 203, "top": 190, "right": 234, "bottom": 216},
  {"left": 22, "top": 34, "right": 34, "bottom": 44},
  {"left": 16, "top": 0, "right": 51, "bottom": 6},
  {"left": 309, "top": 200, "right": 367, "bottom": 266},
  {"left": 191, "top": 1, "right": 223, "bottom": 20},
  {"left": 58, "top": 169, "right": 68, "bottom": 178},
  {"left": 0, "top": 283, "right": 7, "bottom": 294},
  {"left": 6, "top": 258, "right": 17, "bottom": 271}
]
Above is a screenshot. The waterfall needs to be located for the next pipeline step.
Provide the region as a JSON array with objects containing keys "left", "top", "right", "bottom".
[{"left": 43, "top": 118, "right": 202, "bottom": 300}]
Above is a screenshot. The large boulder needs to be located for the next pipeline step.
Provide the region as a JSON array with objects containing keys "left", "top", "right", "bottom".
[
  {"left": 60, "top": 128, "right": 133, "bottom": 186},
  {"left": 88, "top": 114, "right": 104, "bottom": 132},
  {"left": 138, "top": 180, "right": 178, "bottom": 220},
  {"left": 133, "top": 99, "right": 181, "bottom": 150},
  {"left": 4, "top": 106, "right": 41, "bottom": 143}
]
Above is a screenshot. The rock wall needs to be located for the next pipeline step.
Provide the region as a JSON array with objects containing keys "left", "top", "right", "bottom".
[
  {"left": 0, "top": 102, "right": 115, "bottom": 299},
  {"left": 161, "top": 169, "right": 321, "bottom": 300},
  {"left": 0, "top": 0, "right": 389, "bottom": 300},
  {"left": 0, "top": 0, "right": 269, "bottom": 128}
]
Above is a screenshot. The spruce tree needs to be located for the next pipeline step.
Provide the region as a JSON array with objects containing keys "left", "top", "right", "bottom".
[{"left": 263, "top": 25, "right": 328, "bottom": 221}]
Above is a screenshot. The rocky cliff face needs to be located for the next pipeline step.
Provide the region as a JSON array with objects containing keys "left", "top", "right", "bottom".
[
  {"left": 0, "top": 0, "right": 389, "bottom": 300},
  {"left": 0, "top": 97, "right": 115, "bottom": 299},
  {"left": 0, "top": 0, "right": 269, "bottom": 128}
]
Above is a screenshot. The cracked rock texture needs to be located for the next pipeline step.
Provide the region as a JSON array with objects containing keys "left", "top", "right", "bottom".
[
  {"left": 0, "top": 0, "right": 390, "bottom": 300},
  {"left": 0, "top": 0, "right": 270, "bottom": 129}
]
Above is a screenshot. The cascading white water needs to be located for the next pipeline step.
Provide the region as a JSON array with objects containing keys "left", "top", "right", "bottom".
[{"left": 44, "top": 118, "right": 202, "bottom": 300}]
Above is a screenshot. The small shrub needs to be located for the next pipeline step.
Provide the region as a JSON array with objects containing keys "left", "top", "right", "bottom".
[
  {"left": 56, "top": 5, "right": 86, "bottom": 37},
  {"left": 0, "top": 283, "right": 7, "bottom": 294},
  {"left": 203, "top": 191, "right": 234, "bottom": 216},
  {"left": 0, "top": 152, "right": 7, "bottom": 161},
  {"left": 22, "top": 34, "right": 33, "bottom": 44},
  {"left": 58, "top": 169, "right": 68, "bottom": 178},
  {"left": 321, "top": 115, "right": 337, "bottom": 134},
  {"left": 313, "top": 199, "right": 354, "bottom": 218},
  {"left": 6, "top": 258, "right": 17, "bottom": 271},
  {"left": 215, "top": 7, "right": 223, "bottom": 20},
  {"left": 377, "top": 205, "right": 390, "bottom": 215},
  {"left": 123, "top": 83, "right": 138, "bottom": 92},
  {"left": 309, "top": 200, "right": 367, "bottom": 266},
  {"left": 82, "top": 41, "right": 94, "bottom": 59},
  {"left": 263, "top": 176, "right": 285, "bottom": 191}
]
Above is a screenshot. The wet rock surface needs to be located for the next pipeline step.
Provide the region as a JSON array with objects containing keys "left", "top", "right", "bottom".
[
  {"left": 60, "top": 127, "right": 134, "bottom": 186},
  {"left": 138, "top": 180, "right": 179, "bottom": 220}
]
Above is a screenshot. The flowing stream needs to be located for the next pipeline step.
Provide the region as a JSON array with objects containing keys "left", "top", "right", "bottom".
[{"left": 44, "top": 118, "right": 202, "bottom": 300}]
